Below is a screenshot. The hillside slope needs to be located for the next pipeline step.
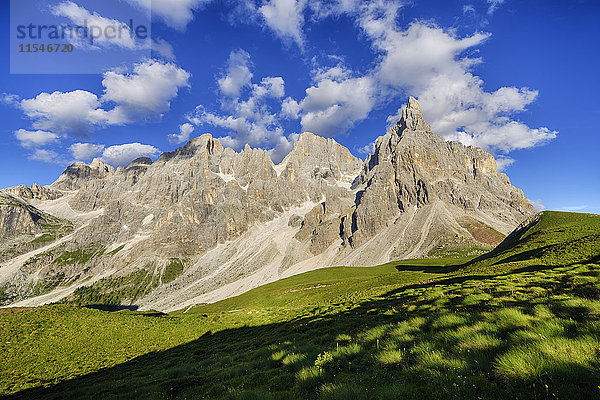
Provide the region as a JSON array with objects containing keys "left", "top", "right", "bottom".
[{"left": 1, "top": 212, "right": 598, "bottom": 400}]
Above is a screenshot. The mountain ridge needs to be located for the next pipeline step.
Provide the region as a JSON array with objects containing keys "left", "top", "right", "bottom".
[{"left": 0, "top": 98, "right": 534, "bottom": 310}]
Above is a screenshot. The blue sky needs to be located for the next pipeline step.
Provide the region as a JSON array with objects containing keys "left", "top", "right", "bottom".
[{"left": 1, "top": 0, "right": 598, "bottom": 213}]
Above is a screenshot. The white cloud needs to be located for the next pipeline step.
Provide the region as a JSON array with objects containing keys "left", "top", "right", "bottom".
[
  {"left": 354, "top": 6, "right": 556, "bottom": 154},
  {"left": 28, "top": 149, "right": 65, "bottom": 164},
  {"left": 296, "top": 69, "right": 376, "bottom": 136},
  {"left": 102, "top": 59, "right": 191, "bottom": 120},
  {"left": 357, "top": 141, "right": 376, "bottom": 157},
  {"left": 1, "top": 93, "right": 20, "bottom": 106},
  {"left": 494, "top": 155, "right": 515, "bottom": 171},
  {"left": 69, "top": 143, "right": 105, "bottom": 161},
  {"left": 53, "top": 2, "right": 176, "bottom": 59},
  {"left": 281, "top": 97, "right": 301, "bottom": 119},
  {"left": 259, "top": 0, "right": 306, "bottom": 48},
  {"left": 14, "top": 129, "right": 59, "bottom": 148},
  {"left": 530, "top": 199, "right": 546, "bottom": 212},
  {"left": 557, "top": 205, "right": 589, "bottom": 212},
  {"left": 168, "top": 123, "right": 195, "bottom": 144},
  {"left": 101, "top": 143, "right": 160, "bottom": 167},
  {"left": 253, "top": 77, "right": 285, "bottom": 99},
  {"left": 308, "top": 0, "right": 361, "bottom": 20},
  {"left": 487, "top": 0, "right": 505, "bottom": 15},
  {"left": 18, "top": 60, "right": 190, "bottom": 137},
  {"left": 152, "top": 38, "right": 176, "bottom": 60},
  {"left": 294, "top": 2, "right": 556, "bottom": 159},
  {"left": 20, "top": 90, "right": 113, "bottom": 136},
  {"left": 52, "top": 1, "right": 136, "bottom": 49},
  {"left": 190, "top": 50, "right": 295, "bottom": 163},
  {"left": 268, "top": 133, "right": 299, "bottom": 164},
  {"left": 218, "top": 50, "right": 254, "bottom": 98},
  {"left": 125, "top": 0, "right": 212, "bottom": 30}
]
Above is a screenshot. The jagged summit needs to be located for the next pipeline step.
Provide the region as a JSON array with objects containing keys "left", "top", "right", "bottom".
[
  {"left": 392, "top": 96, "right": 432, "bottom": 134},
  {"left": 51, "top": 158, "right": 114, "bottom": 191}
]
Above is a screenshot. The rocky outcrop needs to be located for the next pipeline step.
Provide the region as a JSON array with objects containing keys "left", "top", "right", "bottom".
[
  {"left": 0, "top": 194, "right": 44, "bottom": 238},
  {"left": 51, "top": 158, "right": 115, "bottom": 191},
  {"left": 2, "top": 184, "right": 62, "bottom": 201},
  {"left": 342, "top": 97, "right": 534, "bottom": 249}
]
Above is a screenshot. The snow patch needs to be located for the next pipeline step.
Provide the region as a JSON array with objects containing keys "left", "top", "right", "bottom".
[
  {"left": 213, "top": 167, "right": 236, "bottom": 183},
  {"left": 274, "top": 158, "right": 288, "bottom": 177},
  {"left": 142, "top": 214, "right": 154, "bottom": 225}
]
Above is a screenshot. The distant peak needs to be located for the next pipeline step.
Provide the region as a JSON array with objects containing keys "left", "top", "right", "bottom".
[
  {"left": 127, "top": 157, "right": 153, "bottom": 167},
  {"left": 393, "top": 96, "right": 431, "bottom": 134},
  {"left": 90, "top": 158, "right": 114, "bottom": 172},
  {"left": 298, "top": 132, "right": 319, "bottom": 141},
  {"left": 407, "top": 96, "right": 420, "bottom": 110}
]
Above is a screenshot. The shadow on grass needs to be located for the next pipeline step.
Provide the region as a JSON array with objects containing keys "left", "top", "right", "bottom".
[
  {"left": 84, "top": 304, "right": 140, "bottom": 312},
  {"left": 393, "top": 264, "right": 462, "bottom": 274},
  {"left": 4, "top": 265, "right": 600, "bottom": 400}
]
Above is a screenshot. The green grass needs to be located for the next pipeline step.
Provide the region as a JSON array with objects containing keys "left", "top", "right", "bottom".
[
  {"left": 0, "top": 211, "right": 598, "bottom": 399},
  {"left": 0, "top": 206, "right": 73, "bottom": 264},
  {"left": 64, "top": 267, "right": 160, "bottom": 306},
  {"left": 463, "top": 211, "right": 600, "bottom": 274},
  {"left": 162, "top": 258, "right": 185, "bottom": 284},
  {"left": 52, "top": 246, "right": 105, "bottom": 266}
]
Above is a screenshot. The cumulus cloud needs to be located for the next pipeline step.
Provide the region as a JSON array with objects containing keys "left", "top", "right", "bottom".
[
  {"left": 494, "top": 155, "right": 515, "bottom": 171},
  {"left": 281, "top": 97, "right": 301, "bottom": 119},
  {"left": 101, "top": 59, "right": 191, "bottom": 121},
  {"left": 20, "top": 90, "right": 114, "bottom": 136},
  {"left": 190, "top": 50, "right": 296, "bottom": 163},
  {"left": 283, "top": 1, "right": 556, "bottom": 160},
  {"left": 297, "top": 71, "right": 376, "bottom": 136},
  {"left": 69, "top": 143, "right": 106, "bottom": 161},
  {"left": 168, "top": 123, "right": 195, "bottom": 144},
  {"left": 125, "top": 0, "right": 212, "bottom": 30},
  {"left": 351, "top": 3, "right": 556, "bottom": 155},
  {"left": 17, "top": 59, "right": 190, "bottom": 137},
  {"left": 101, "top": 143, "right": 160, "bottom": 166},
  {"left": 218, "top": 50, "right": 254, "bottom": 98},
  {"left": 52, "top": 1, "right": 137, "bottom": 49},
  {"left": 530, "top": 199, "right": 546, "bottom": 212},
  {"left": 259, "top": 0, "right": 306, "bottom": 48},
  {"left": 28, "top": 149, "right": 65, "bottom": 164},
  {"left": 14, "top": 129, "right": 59, "bottom": 149},
  {"left": 52, "top": 2, "right": 176, "bottom": 60}
]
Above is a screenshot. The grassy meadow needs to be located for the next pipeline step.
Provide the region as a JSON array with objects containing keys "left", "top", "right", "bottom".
[{"left": 0, "top": 211, "right": 599, "bottom": 399}]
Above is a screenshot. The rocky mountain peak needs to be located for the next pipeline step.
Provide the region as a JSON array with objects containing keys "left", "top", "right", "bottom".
[
  {"left": 278, "top": 131, "right": 362, "bottom": 183},
  {"left": 128, "top": 157, "right": 153, "bottom": 167},
  {"left": 51, "top": 158, "right": 115, "bottom": 191},
  {"left": 345, "top": 97, "right": 535, "bottom": 248},
  {"left": 1, "top": 183, "right": 62, "bottom": 201},
  {"left": 392, "top": 96, "right": 432, "bottom": 135}
]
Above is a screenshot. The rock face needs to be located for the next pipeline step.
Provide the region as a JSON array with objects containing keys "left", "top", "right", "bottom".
[
  {"left": 2, "top": 184, "right": 62, "bottom": 201},
  {"left": 0, "top": 194, "right": 45, "bottom": 238},
  {"left": 342, "top": 97, "right": 534, "bottom": 249},
  {"left": 0, "top": 98, "right": 535, "bottom": 311},
  {"left": 51, "top": 159, "right": 115, "bottom": 191}
]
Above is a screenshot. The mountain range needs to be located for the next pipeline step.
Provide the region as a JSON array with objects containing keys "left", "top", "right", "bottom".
[{"left": 0, "top": 98, "right": 534, "bottom": 311}]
